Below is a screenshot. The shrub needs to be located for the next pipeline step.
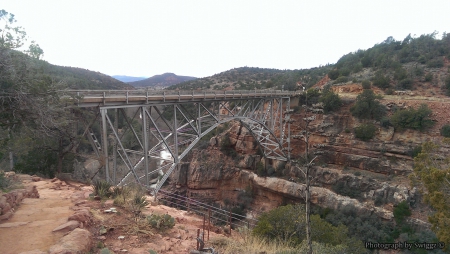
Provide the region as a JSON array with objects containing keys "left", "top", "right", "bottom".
[
  {"left": 267, "top": 166, "right": 275, "bottom": 176},
  {"left": 130, "top": 194, "right": 148, "bottom": 214},
  {"left": 253, "top": 204, "right": 364, "bottom": 251},
  {"left": 385, "top": 88, "right": 395, "bottom": 95},
  {"left": 427, "top": 58, "right": 444, "bottom": 68},
  {"left": 256, "top": 161, "right": 266, "bottom": 177},
  {"left": 100, "top": 248, "right": 112, "bottom": 254},
  {"left": 339, "top": 67, "right": 351, "bottom": 77},
  {"left": 390, "top": 104, "right": 434, "bottom": 131},
  {"left": 92, "top": 180, "right": 112, "bottom": 199},
  {"left": 394, "top": 67, "right": 408, "bottom": 81},
  {"left": 328, "top": 69, "right": 339, "bottom": 80},
  {"left": 440, "top": 124, "right": 450, "bottom": 137},
  {"left": 361, "top": 80, "right": 371, "bottom": 90},
  {"left": 372, "top": 74, "right": 390, "bottom": 89},
  {"left": 414, "top": 67, "right": 424, "bottom": 77},
  {"left": 147, "top": 213, "right": 175, "bottom": 230},
  {"left": 334, "top": 76, "right": 348, "bottom": 84},
  {"left": 425, "top": 72, "right": 433, "bottom": 82},
  {"left": 332, "top": 181, "right": 361, "bottom": 199},
  {"left": 354, "top": 123, "right": 377, "bottom": 141},
  {"left": 0, "top": 172, "right": 10, "bottom": 190},
  {"left": 350, "top": 90, "right": 386, "bottom": 120},
  {"left": 398, "top": 78, "right": 413, "bottom": 90},
  {"left": 408, "top": 146, "right": 422, "bottom": 158},
  {"left": 374, "top": 196, "right": 385, "bottom": 206},
  {"left": 319, "top": 86, "right": 342, "bottom": 114},
  {"left": 445, "top": 76, "right": 450, "bottom": 96},
  {"left": 418, "top": 55, "right": 427, "bottom": 64},
  {"left": 380, "top": 117, "right": 391, "bottom": 128},
  {"left": 298, "top": 88, "right": 321, "bottom": 106},
  {"left": 393, "top": 201, "right": 411, "bottom": 224}
]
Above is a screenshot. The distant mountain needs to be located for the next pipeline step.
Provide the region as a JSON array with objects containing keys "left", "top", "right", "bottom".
[
  {"left": 129, "top": 73, "right": 196, "bottom": 88},
  {"left": 112, "top": 75, "right": 148, "bottom": 83}
]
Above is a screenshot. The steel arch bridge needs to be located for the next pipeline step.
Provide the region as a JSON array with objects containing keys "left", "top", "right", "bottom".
[{"left": 67, "top": 89, "right": 296, "bottom": 193}]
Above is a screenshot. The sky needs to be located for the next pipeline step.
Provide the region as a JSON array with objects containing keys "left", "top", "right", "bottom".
[{"left": 2, "top": 1, "right": 450, "bottom": 78}]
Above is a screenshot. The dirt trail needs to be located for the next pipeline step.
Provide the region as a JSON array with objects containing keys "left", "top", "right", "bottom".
[{"left": 0, "top": 179, "right": 75, "bottom": 254}]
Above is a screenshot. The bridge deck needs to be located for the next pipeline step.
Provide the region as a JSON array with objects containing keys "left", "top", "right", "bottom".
[{"left": 63, "top": 89, "right": 297, "bottom": 107}]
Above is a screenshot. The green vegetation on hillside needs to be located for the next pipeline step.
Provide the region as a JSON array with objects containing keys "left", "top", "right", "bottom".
[
  {"left": 168, "top": 66, "right": 333, "bottom": 91},
  {"left": 330, "top": 32, "right": 450, "bottom": 93},
  {"left": 411, "top": 141, "right": 450, "bottom": 249},
  {"left": 390, "top": 104, "right": 435, "bottom": 131},
  {"left": 253, "top": 204, "right": 366, "bottom": 253}
]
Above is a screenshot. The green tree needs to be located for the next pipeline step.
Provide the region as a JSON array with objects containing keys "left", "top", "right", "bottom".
[
  {"left": 410, "top": 141, "right": 450, "bottom": 249},
  {"left": 350, "top": 90, "right": 386, "bottom": 120},
  {"left": 0, "top": 9, "right": 26, "bottom": 49},
  {"left": 328, "top": 69, "right": 339, "bottom": 80},
  {"left": 372, "top": 73, "right": 390, "bottom": 89},
  {"left": 440, "top": 124, "right": 450, "bottom": 137},
  {"left": 319, "top": 85, "right": 342, "bottom": 114},
  {"left": 361, "top": 80, "right": 371, "bottom": 90},
  {"left": 393, "top": 201, "right": 411, "bottom": 224},
  {"left": 390, "top": 104, "right": 434, "bottom": 131},
  {"left": 0, "top": 11, "right": 76, "bottom": 176},
  {"left": 0, "top": 9, "right": 43, "bottom": 58},
  {"left": 445, "top": 76, "right": 450, "bottom": 96},
  {"left": 354, "top": 123, "right": 377, "bottom": 141}
]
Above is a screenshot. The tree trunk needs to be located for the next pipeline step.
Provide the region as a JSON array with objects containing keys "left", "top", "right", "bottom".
[
  {"left": 57, "top": 154, "right": 63, "bottom": 175},
  {"left": 306, "top": 164, "right": 312, "bottom": 254},
  {"left": 9, "top": 151, "right": 14, "bottom": 171}
]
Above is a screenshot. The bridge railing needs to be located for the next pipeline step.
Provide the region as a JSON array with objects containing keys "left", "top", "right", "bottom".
[
  {"left": 60, "top": 89, "right": 297, "bottom": 97},
  {"left": 59, "top": 89, "right": 299, "bottom": 106}
]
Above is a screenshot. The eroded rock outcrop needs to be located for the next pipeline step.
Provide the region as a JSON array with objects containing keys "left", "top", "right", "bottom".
[
  {"left": 0, "top": 174, "right": 39, "bottom": 222},
  {"left": 48, "top": 228, "right": 92, "bottom": 254}
]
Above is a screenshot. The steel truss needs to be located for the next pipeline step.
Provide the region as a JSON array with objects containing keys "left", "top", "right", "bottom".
[{"left": 92, "top": 97, "right": 290, "bottom": 193}]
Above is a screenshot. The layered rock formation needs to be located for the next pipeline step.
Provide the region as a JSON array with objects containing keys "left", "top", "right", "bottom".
[{"left": 167, "top": 99, "right": 436, "bottom": 228}]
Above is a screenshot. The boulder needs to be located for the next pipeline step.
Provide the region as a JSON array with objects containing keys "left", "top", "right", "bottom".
[
  {"left": 68, "top": 209, "right": 92, "bottom": 226},
  {"left": 48, "top": 228, "right": 92, "bottom": 254},
  {"left": 0, "top": 210, "right": 14, "bottom": 221},
  {"left": 52, "top": 220, "right": 80, "bottom": 233}
]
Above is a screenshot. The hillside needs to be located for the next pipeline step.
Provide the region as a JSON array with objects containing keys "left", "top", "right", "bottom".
[
  {"left": 129, "top": 72, "right": 196, "bottom": 88},
  {"left": 0, "top": 48, "right": 132, "bottom": 90},
  {"left": 168, "top": 66, "right": 333, "bottom": 91},
  {"left": 45, "top": 65, "right": 133, "bottom": 90},
  {"left": 170, "top": 32, "right": 450, "bottom": 96}
]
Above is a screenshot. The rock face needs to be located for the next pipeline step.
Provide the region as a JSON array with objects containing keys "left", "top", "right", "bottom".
[
  {"left": 167, "top": 105, "right": 436, "bottom": 224},
  {"left": 48, "top": 228, "right": 92, "bottom": 254}
]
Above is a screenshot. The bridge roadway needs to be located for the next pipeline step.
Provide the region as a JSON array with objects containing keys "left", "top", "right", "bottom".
[{"left": 63, "top": 89, "right": 298, "bottom": 108}]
